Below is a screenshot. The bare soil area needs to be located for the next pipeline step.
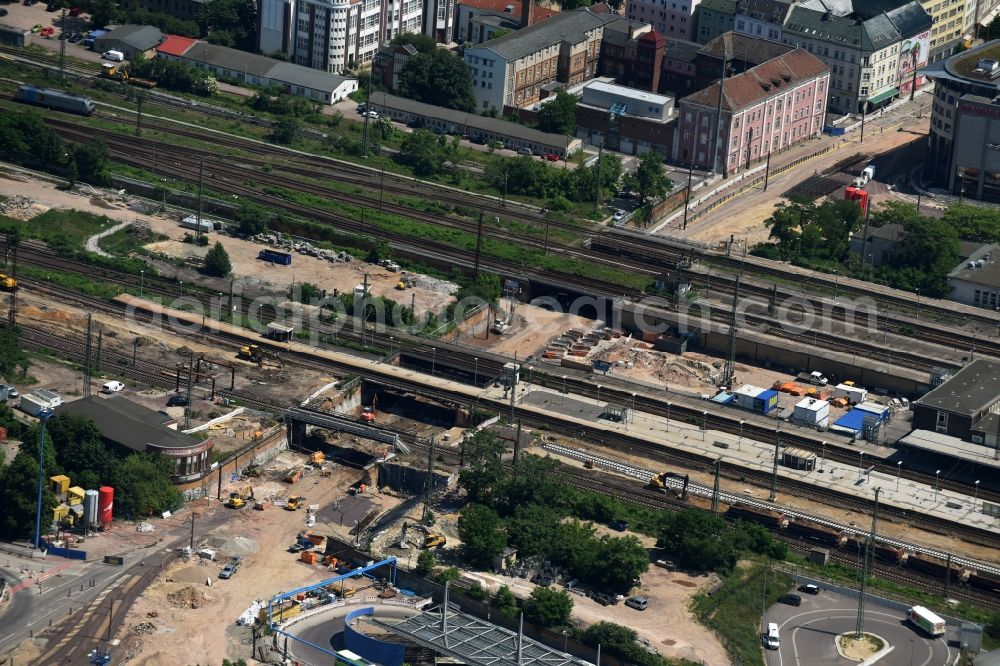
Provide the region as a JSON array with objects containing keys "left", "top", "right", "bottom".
[
  {"left": 448, "top": 304, "right": 601, "bottom": 358},
  {"left": 121, "top": 456, "right": 398, "bottom": 665}
]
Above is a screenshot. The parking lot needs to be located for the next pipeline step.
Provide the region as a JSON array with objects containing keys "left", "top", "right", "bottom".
[
  {"left": 763, "top": 587, "right": 954, "bottom": 665},
  {"left": 0, "top": 0, "right": 103, "bottom": 62}
]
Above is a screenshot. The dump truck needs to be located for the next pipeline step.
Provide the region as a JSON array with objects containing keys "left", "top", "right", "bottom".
[
  {"left": 285, "top": 495, "right": 305, "bottom": 511},
  {"left": 283, "top": 468, "right": 302, "bottom": 484}
]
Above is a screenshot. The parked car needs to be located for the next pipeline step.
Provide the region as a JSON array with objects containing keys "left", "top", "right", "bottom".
[
  {"left": 31, "top": 24, "right": 45, "bottom": 33},
  {"left": 0, "top": 7, "right": 7, "bottom": 15},
  {"left": 45, "top": 1, "right": 58, "bottom": 9},
  {"left": 516, "top": 147, "right": 533, "bottom": 156},
  {"left": 68, "top": 32, "right": 82, "bottom": 42},
  {"left": 356, "top": 103, "right": 366, "bottom": 113},
  {"left": 624, "top": 596, "right": 648, "bottom": 611},
  {"left": 101, "top": 381, "right": 125, "bottom": 394},
  {"left": 592, "top": 592, "right": 612, "bottom": 606},
  {"left": 166, "top": 394, "right": 189, "bottom": 407},
  {"left": 609, "top": 519, "right": 629, "bottom": 532},
  {"left": 545, "top": 153, "right": 559, "bottom": 162},
  {"left": 612, "top": 210, "right": 627, "bottom": 223},
  {"left": 365, "top": 110, "right": 379, "bottom": 119},
  {"left": 0, "top": 384, "right": 16, "bottom": 398},
  {"left": 779, "top": 593, "right": 802, "bottom": 606},
  {"left": 798, "top": 584, "right": 820, "bottom": 595},
  {"left": 219, "top": 557, "right": 242, "bottom": 579}
]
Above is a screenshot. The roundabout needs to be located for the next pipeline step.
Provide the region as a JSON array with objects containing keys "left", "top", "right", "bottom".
[{"left": 764, "top": 589, "right": 953, "bottom": 665}]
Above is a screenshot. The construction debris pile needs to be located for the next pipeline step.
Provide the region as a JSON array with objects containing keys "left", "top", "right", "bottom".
[
  {"left": 0, "top": 195, "right": 39, "bottom": 220},
  {"left": 132, "top": 622, "right": 156, "bottom": 635},
  {"left": 540, "top": 326, "right": 619, "bottom": 364},
  {"left": 167, "top": 587, "right": 210, "bottom": 609}
]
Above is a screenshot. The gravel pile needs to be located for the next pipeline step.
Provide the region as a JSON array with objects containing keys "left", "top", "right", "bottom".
[
  {"left": 409, "top": 274, "right": 458, "bottom": 296},
  {"left": 133, "top": 622, "right": 157, "bottom": 635}
]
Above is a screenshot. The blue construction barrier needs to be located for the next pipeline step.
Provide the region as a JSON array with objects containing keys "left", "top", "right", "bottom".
[
  {"left": 344, "top": 607, "right": 405, "bottom": 666},
  {"left": 46, "top": 546, "right": 87, "bottom": 560}
]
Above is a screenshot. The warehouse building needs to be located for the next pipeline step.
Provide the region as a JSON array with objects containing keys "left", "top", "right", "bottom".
[
  {"left": 61, "top": 396, "right": 214, "bottom": 483},
  {"left": 93, "top": 25, "right": 164, "bottom": 60},
  {"left": 912, "top": 358, "right": 1000, "bottom": 443}
]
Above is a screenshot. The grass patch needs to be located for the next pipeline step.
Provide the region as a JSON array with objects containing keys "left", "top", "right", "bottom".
[
  {"left": 98, "top": 225, "right": 167, "bottom": 256},
  {"left": 8, "top": 208, "right": 115, "bottom": 248},
  {"left": 18, "top": 265, "right": 127, "bottom": 299},
  {"left": 692, "top": 562, "right": 794, "bottom": 666}
]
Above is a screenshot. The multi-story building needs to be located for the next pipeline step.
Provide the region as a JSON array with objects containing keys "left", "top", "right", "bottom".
[
  {"left": 695, "top": 0, "right": 737, "bottom": 43},
  {"left": 463, "top": 5, "right": 622, "bottom": 112},
  {"left": 372, "top": 42, "right": 418, "bottom": 89},
  {"left": 920, "top": 0, "right": 972, "bottom": 61},
  {"left": 676, "top": 48, "right": 829, "bottom": 174},
  {"left": 733, "top": 0, "right": 790, "bottom": 41},
  {"left": 781, "top": 1, "right": 932, "bottom": 115},
  {"left": 422, "top": 0, "right": 455, "bottom": 43},
  {"left": 257, "top": 0, "right": 423, "bottom": 74},
  {"left": 625, "top": 0, "right": 700, "bottom": 40},
  {"left": 454, "top": 0, "right": 559, "bottom": 45},
  {"left": 923, "top": 41, "right": 1000, "bottom": 202},
  {"left": 572, "top": 79, "right": 676, "bottom": 155}
]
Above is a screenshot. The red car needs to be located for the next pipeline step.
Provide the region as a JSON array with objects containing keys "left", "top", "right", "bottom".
[
  {"left": 545, "top": 153, "right": 560, "bottom": 162},
  {"left": 68, "top": 6, "right": 82, "bottom": 15}
]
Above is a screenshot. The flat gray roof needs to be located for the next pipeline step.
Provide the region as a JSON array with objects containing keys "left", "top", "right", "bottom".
[
  {"left": 915, "top": 358, "right": 1000, "bottom": 416},
  {"left": 948, "top": 244, "right": 1000, "bottom": 289},
  {"left": 899, "top": 429, "right": 1000, "bottom": 469},
  {"left": 181, "top": 41, "right": 354, "bottom": 93},
  {"left": 100, "top": 24, "right": 163, "bottom": 50},
  {"left": 479, "top": 7, "right": 610, "bottom": 60},
  {"left": 372, "top": 604, "right": 593, "bottom": 666},
  {"left": 368, "top": 91, "right": 577, "bottom": 149},
  {"left": 60, "top": 395, "right": 203, "bottom": 452}
]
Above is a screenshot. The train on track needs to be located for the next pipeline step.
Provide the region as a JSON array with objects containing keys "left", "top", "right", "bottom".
[
  {"left": 725, "top": 503, "right": 1000, "bottom": 594},
  {"left": 14, "top": 85, "right": 95, "bottom": 116}
]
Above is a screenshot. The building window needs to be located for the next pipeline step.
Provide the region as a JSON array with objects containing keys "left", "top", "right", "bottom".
[{"left": 936, "top": 411, "right": 948, "bottom": 432}]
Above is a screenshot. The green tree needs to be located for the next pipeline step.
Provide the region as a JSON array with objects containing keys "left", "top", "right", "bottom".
[
  {"left": 222, "top": 659, "right": 249, "bottom": 666},
  {"left": 458, "top": 431, "right": 506, "bottom": 506},
  {"left": 523, "top": 586, "right": 573, "bottom": 628},
  {"left": 236, "top": 202, "right": 269, "bottom": 236},
  {"left": 436, "top": 566, "right": 461, "bottom": 583},
  {"left": 0, "top": 328, "right": 31, "bottom": 380},
  {"left": 203, "top": 241, "right": 233, "bottom": 277},
  {"left": 579, "top": 623, "right": 654, "bottom": 666},
  {"left": 398, "top": 50, "right": 475, "bottom": 112},
  {"left": 272, "top": 116, "right": 300, "bottom": 145},
  {"left": 942, "top": 202, "right": 1000, "bottom": 243},
  {"left": 549, "top": 519, "right": 600, "bottom": 576},
  {"left": 505, "top": 503, "right": 560, "bottom": 556},
  {"left": 112, "top": 452, "right": 183, "bottom": 518},
  {"left": 415, "top": 548, "right": 437, "bottom": 575},
  {"left": 291, "top": 282, "right": 322, "bottom": 303},
  {"left": 73, "top": 139, "right": 109, "bottom": 186},
  {"left": 390, "top": 32, "right": 437, "bottom": 53},
  {"left": 197, "top": 0, "right": 257, "bottom": 51},
  {"left": 623, "top": 150, "right": 671, "bottom": 205},
  {"left": 590, "top": 535, "right": 648, "bottom": 592},
  {"left": 47, "top": 413, "right": 116, "bottom": 490},
  {"left": 536, "top": 90, "right": 578, "bottom": 135},
  {"left": 87, "top": 0, "right": 121, "bottom": 29},
  {"left": 0, "top": 435, "right": 59, "bottom": 539},
  {"left": 398, "top": 129, "right": 452, "bottom": 176},
  {"left": 457, "top": 503, "right": 507, "bottom": 568},
  {"left": 491, "top": 585, "right": 519, "bottom": 618}
]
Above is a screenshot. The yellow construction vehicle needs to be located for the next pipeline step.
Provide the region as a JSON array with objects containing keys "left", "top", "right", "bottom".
[
  {"left": 424, "top": 533, "right": 447, "bottom": 549},
  {"left": 309, "top": 451, "right": 326, "bottom": 466},
  {"left": 285, "top": 495, "right": 305, "bottom": 511},
  {"left": 648, "top": 471, "right": 689, "bottom": 499},
  {"left": 226, "top": 485, "right": 254, "bottom": 508},
  {"left": 100, "top": 63, "right": 157, "bottom": 88},
  {"left": 237, "top": 344, "right": 262, "bottom": 362},
  {"left": 0, "top": 273, "right": 15, "bottom": 292}
]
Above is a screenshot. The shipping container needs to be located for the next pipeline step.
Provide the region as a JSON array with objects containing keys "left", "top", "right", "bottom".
[
  {"left": 833, "top": 383, "right": 867, "bottom": 404},
  {"left": 793, "top": 397, "right": 830, "bottom": 428},
  {"left": 33, "top": 389, "right": 63, "bottom": 407},
  {"left": 19, "top": 393, "right": 51, "bottom": 417},
  {"left": 258, "top": 249, "right": 292, "bottom": 265},
  {"left": 180, "top": 216, "right": 213, "bottom": 233}
]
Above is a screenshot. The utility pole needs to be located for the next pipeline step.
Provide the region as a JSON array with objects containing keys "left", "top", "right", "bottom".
[
  {"left": 768, "top": 432, "right": 781, "bottom": 502},
  {"left": 473, "top": 212, "right": 485, "bottom": 277},
  {"left": 189, "top": 511, "right": 195, "bottom": 551},
  {"left": 593, "top": 144, "right": 604, "bottom": 213},
  {"left": 421, "top": 436, "right": 436, "bottom": 523},
  {"left": 855, "top": 487, "right": 881, "bottom": 638},
  {"left": 682, "top": 130, "right": 696, "bottom": 230},
  {"left": 711, "top": 56, "right": 727, "bottom": 176},
  {"left": 362, "top": 74, "right": 374, "bottom": 158},
  {"left": 59, "top": 7, "right": 67, "bottom": 82},
  {"left": 95, "top": 330, "right": 103, "bottom": 372},
  {"left": 763, "top": 147, "right": 772, "bottom": 190},
  {"left": 82, "top": 314, "right": 93, "bottom": 398},
  {"left": 378, "top": 167, "right": 385, "bottom": 212},
  {"left": 721, "top": 276, "right": 741, "bottom": 389},
  {"left": 711, "top": 458, "right": 722, "bottom": 513},
  {"left": 184, "top": 352, "right": 194, "bottom": 430},
  {"left": 909, "top": 51, "right": 918, "bottom": 102},
  {"left": 196, "top": 157, "right": 205, "bottom": 242},
  {"left": 135, "top": 90, "right": 145, "bottom": 137}
]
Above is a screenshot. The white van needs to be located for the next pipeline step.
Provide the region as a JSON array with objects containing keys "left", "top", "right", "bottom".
[
  {"left": 764, "top": 623, "right": 780, "bottom": 650},
  {"left": 101, "top": 381, "right": 124, "bottom": 394},
  {"left": 102, "top": 50, "right": 125, "bottom": 62}
]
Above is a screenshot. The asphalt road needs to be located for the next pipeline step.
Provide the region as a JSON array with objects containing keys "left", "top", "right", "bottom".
[{"left": 763, "top": 589, "right": 953, "bottom": 666}]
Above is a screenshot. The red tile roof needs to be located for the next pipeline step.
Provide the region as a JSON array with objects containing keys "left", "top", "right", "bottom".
[
  {"left": 681, "top": 49, "right": 828, "bottom": 112},
  {"left": 458, "top": 0, "right": 559, "bottom": 25},
  {"left": 156, "top": 35, "right": 197, "bottom": 58}
]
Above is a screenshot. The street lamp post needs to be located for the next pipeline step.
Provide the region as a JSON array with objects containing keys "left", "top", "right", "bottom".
[
  {"left": 473, "top": 357, "right": 479, "bottom": 387},
  {"left": 431, "top": 347, "right": 436, "bottom": 375},
  {"left": 821, "top": 441, "right": 826, "bottom": 470},
  {"left": 139, "top": 269, "right": 144, "bottom": 298},
  {"left": 896, "top": 461, "right": 902, "bottom": 491},
  {"left": 935, "top": 469, "right": 941, "bottom": 502},
  {"left": 738, "top": 420, "right": 744, "bottom": 451},
  {"left": 596, "top": 384, "right": 602, "bottom": 406},
  {"left": 34, "top": 407, "right": 54, "bottom": 550},
  {"left": 974, "top": 479, "right": 981, "bottom": 510},
  {"left": 666, "top": 402, "right": 672, "bottom": 426},
  {"left": 859, "top": 451, "right": 864, "bottom": 481}
]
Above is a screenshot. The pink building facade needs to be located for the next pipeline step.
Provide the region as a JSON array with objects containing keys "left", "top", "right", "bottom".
[
  {"left": 625, "top": 0, "right": 700, "bottom": 41},
  {"left": 675, "top": 48, "right": 829, "bottom": 175}
]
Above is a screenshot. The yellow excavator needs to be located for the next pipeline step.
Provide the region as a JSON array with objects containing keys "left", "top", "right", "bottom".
[
  {"left": 100, "top": 63, "right": 157, "bottom": 88},
  {"left": 285, "top": 495, "right": 305, "bottom": 511},
  {"left": 648, "top": 471, "right": 689, "bottom": 499},
  {"left": 226, "top": 485, "right": 254, "bottom": 508}
]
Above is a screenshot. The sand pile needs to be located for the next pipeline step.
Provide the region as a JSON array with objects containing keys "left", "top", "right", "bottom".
[{"left": 167, "top": 586, "right": 210, "bottom": 609}]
